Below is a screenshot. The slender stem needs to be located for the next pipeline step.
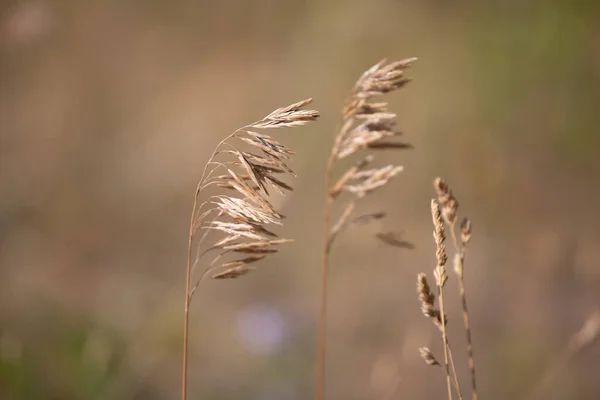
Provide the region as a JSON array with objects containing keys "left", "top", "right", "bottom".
[
  {"left": 447, "top": 342, "right": 464, "bottom": 400},
  {"left": 437, "top": 363, "right": 461, "bottom": 400},
  {"left": 181, "top": 131, "right": 243, "bottom": 400},
  {"left": 316, "top": 145, "right": 337, "bottom": 400},
  {"left": 450, "top": 228, "right": 477, "bottom": 400},
  {"left": 459, "top": 275, "right": 477, "bottom": 400},
  {"left": 182, "top": 192, "right": 198, "bottom": 400},
  {"left": 437, "top": 284, "right": 453, "bottom": 400},
  {"left": 180, "top": 119, "right": 281, "bottom": 400}
]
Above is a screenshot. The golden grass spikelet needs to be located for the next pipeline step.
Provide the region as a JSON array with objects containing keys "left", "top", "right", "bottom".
[
  {"left": 212, "top": 266, "right": 255, "bottom": 279},
  {"left": 221, "top": 238, "right": 293, "bottom": 253},
  {"left": 353, "top": 211, "right": 387, "bottom": 225},
  {"left": 417, "top": 273, "right": 444, "bottom": 329},
  {"left": 375, "top": 231, "right": 415, "bottom": 249},
  {"left": 219, "top": 255, "right": 267, "bottom": 269},
  {"left": 417, "top": 273, "right": 435, "bottom": 306},
  {"left": 329, "top": 155, "right": 375, "bottom": 199},
  {"left": 460, "top": 217, "right": 472, "bottom": 245},
  {"left": 336, "top": 58, "right": 416, "bottom": 160},
  {"left": 431, "top": 199, "right": 448, "bottom": 287},
  {"left": 253, "top": 98, "right": 320, "bottom": 128},
  {"left": 420, "top": 347, "right": 440, "bottom": 366},
  {"left": 343, "top": 165, "right": 404, "bottom": 198},
  {"left": 214, "top": 196, "right": 281, "bottom": 225},
  {"left": 434, "top": 177, "right": 459, "bottom": 225}
]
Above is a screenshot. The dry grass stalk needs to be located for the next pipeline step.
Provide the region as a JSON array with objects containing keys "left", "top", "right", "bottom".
[
  {"left": 431, "top": 199, "right": 454, "bottom": 400},
  {"left": 181, "top": 99, "right": 318, "bottom": 400},
  {"left": 416, "top": 201, "right": 464, "bottom": 400},
  {"left": 434, "top": 178, "right": 478, "bottom": 400},
  {"left": 316, "top": 58, "right": 416, "bottom": 400}
]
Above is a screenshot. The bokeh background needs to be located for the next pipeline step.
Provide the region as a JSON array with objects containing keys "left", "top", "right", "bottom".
[{"left": 1, "top": 0, "right": 600, "bottom": 399}]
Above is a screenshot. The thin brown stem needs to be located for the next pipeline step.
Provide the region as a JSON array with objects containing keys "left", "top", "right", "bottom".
[
  {"left": 450, "top": 227, "right": 478, "bottom": 400},
  {"left": 458, "top": 273, "right": 477, "bottom": 400},
  {"left": 181, "top": 132, "right": 240, "bottom": 400},
  {"left": 447, "top": 341, "right": 464, "bottom": 400},
  {"left": 437, "top": 284, "right": 453, "bottom": 400},
  {"left": 182, "top": 191, "right": 199, "bottom": 400},
  {"left": 179, "top": 100, "right": 318, "bottom": 400},
  {"left": 316, "top": 143, "right": 338, "bottom": 400}
]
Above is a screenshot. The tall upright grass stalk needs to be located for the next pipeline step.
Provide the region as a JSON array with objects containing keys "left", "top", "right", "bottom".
[
  {"left": 417, "top": 271, "right": 463, "bottom": 400},
  {"left": 317, "top": 58, "right": 416, "bottom": 400},
  {"left": 431, "top": 199, "right": 454, "bottom": 400},
  {"left": 433, "top": 178, "right": 477, "bottom": 400},
  {"left": 419, "top": 177, "right": 483, "bottom": 400},
  {"left": 181, "top": 99, "right": 319, "bottom": 400}
]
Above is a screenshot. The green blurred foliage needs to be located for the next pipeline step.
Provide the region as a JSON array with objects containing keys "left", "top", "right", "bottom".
[{"left": 1, "top": 303, "right": 127, "bottom": 399}]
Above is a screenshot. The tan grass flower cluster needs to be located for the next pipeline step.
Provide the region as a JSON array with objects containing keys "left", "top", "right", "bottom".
[
  {"left": 316, "top": 58, "right": 416, "bottom": 400},
  {"left": 330, "top": 59, "right": 416, "bottom": 202},
  {"left": 190, "top": 99, "right": 319, "bottom": 283},
  {"left": 434, "top": 177, "right": 459, "bottom": 225},
  {"left": 419, "top": 347, "right": 440, "bottom": 366},
  {"left": 417, "top": 272, "right": 444, "bottom": 330},
  {"left": 432, "top": 199, "right": 449, "bottom": 288},
  {"left": 182, "top": 99, "right": 319, "bottom": 400}
]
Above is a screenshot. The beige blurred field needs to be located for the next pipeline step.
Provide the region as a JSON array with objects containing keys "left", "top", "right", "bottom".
[{"left": 1, "top": 1, "right": 600, "bottom": 399}]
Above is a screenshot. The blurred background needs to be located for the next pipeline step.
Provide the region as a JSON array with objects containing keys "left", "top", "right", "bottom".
[{"left": 1, "top": 0, "right": 600, "bottom": 399}]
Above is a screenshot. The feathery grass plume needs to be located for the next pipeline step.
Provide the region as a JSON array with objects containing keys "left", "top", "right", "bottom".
[
  {"left": 181, "top": 99, "right": 319, "bottom": 400},
  {"left": 433, "top": 177, "right": 478, "bottom": 400},
  {"left": 316, "top": 58, "right": 416, "bottom": 400}
]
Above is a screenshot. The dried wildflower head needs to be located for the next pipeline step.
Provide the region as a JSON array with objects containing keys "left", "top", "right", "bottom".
[{"left": 188, "top": 99, "right": 319, "bottom": 291}]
